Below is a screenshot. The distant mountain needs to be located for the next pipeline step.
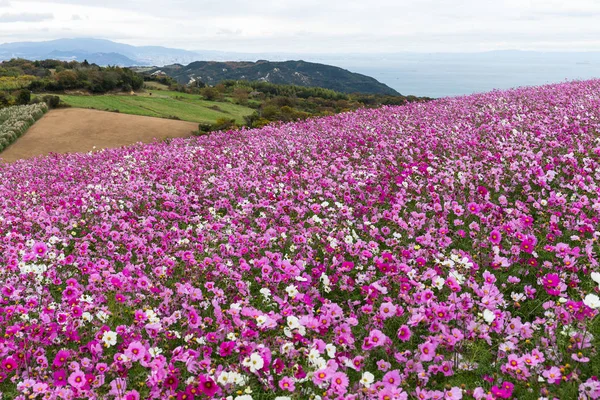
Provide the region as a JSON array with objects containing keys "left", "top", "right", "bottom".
[
  {"left": 0, "top": 38, "right": 202, "bottom": 66},
  {"left": 44, "top": 50, "right": 140, "bottom": 66},
  {"left": 150, "top": 60, "right": 401, "bottom": 95}
]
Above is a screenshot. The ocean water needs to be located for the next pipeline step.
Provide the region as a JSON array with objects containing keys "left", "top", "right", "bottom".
[{"left": 315, "top": 53, "right": 600, "bottom": 98}]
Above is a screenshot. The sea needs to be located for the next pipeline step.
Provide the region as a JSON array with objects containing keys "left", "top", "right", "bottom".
[{"left": 310, "top": 52, "right": 600, "bottom": 98}]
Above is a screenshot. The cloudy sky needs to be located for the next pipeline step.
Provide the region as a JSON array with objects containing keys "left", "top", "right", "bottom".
[{"left": 0, "top": 0, "right": 599, "bottom": 53}]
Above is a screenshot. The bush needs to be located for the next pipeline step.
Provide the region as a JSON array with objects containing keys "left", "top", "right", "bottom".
[
  {"left": 198, "top": 123, "right": 212, "bottom": 133},
  {"left": 211, "top": 118, "right": 237, "bottom": 132},
  {"left": 201, "top": 87, "right": 220, "bottom": 101},
  {"left": 0, "top": 103, "right": 48, "bottom": 152},
  {"left": 41, "top": 95, "right": 61, "bottom": 109}
]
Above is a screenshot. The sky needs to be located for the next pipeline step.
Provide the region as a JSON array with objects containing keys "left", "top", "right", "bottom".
[{"left": 1, "top": 0, "right": 600, "bottom": 53}]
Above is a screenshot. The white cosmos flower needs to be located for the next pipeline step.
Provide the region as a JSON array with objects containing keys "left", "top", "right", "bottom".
[
  {"left": 583, "top": 294, "right": 600, "bottom": 309},
  {"left": 101, "top": 330, "right": 118, "bottom": 347},
  {"left": 217, "top": 372, "right": 229, "bottom": 385},
  {"left": 483, "top": 309, "right": 496, "bottom": 323},
  {"left": 325, "top": 344, "right": 336, "bottom": 358},
  {"left": 287, "top": 316, "right": 300, "bottom": 330},
  {"left": 242, "top": 352, "right": 264, "bottom": 373},
  {"left": 433, "top": 276, "right": 445, "bottom": 290},
  {"left": 148, "top": 347, "right": 163, "bottom": 357},
  {"left": 285, "top": 285, "right": 299, "bottom": 298},
  {"left": 360, "top": 371, "right": 375, "bottom": 387},
  {"left": 591, "top": 272, "right": 600, "bottom": 286}
]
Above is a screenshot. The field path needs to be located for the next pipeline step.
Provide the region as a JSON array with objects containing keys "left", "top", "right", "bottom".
[{"left": 0, "top": 108, "right": 198, "bottom": 163}]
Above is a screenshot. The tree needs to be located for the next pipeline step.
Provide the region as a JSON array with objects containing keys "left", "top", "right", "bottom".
[
  {"left": 55, "top": 70, "right": 79, "bottom": 90},
  {"left": 15, "top": 90, "right": 31, "bottom": 105},
  {"left": 232, "top": 87, "right": 249, "bottom": 105},
  {"left": 201, "top": 87, "right": 220, "bottom": 101},
  {"left": 0, "top": 92, "right": 9, "bottom": 108}
]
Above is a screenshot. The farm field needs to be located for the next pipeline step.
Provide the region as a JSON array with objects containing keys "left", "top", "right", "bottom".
[
  {"left": 0, "top": 108, "right": 198, "bottom": 162},
  {"left": 1, "top": 80, "right": 600, "bottom": 399},
  {"left": 57, "top": 91, "right": 254, "bottom": 124}
]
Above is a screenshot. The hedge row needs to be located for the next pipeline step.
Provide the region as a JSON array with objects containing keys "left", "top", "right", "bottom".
[{"left": 0, "top": 103, "right": 48, "bottom": 152}]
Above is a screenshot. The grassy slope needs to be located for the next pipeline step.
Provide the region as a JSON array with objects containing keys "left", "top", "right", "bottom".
[{"left": 58, "top": 91, "right": 254, "bottom": 124}]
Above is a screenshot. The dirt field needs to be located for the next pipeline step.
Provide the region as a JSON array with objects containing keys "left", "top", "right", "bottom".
[{"left": 0, "top": 108, "right": 198, "bottom": 163}]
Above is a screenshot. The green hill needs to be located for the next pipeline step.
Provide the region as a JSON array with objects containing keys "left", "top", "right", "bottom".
[{"left": 148, "top": 60, "right": 400, "bottom": 95}]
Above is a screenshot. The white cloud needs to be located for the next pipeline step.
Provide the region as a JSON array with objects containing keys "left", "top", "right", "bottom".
[
  {"left": 0, "top": 0, "right": 599, "bottom": 52},
  {"left": 0, "top": 12, "right": 53, "bottom": 22}
]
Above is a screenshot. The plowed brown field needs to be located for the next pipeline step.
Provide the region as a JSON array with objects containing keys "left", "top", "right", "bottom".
[{"left": 0, "top": 108, "right": 198, "bottom": 163}]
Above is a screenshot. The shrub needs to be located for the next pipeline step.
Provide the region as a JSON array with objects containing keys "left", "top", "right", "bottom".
[
  {"left": 0, "top": 103, "right": 48, "bottom": 153},
  {"left": 41, "top": 95, "right": 61, "bottom": 109}
]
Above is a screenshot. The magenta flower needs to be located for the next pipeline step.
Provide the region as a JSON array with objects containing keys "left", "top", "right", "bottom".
[
  {"left": 520, "top": 238, "right": 535, "bottom": 253},
  {"left": 124, "top": 390, "right": 140, "bottom": 400},
  {"left": 53, "top": 369, "right": 68, "bottom": 386},
  {"left": 198, "top": 375, "right": 219, "bottom": 396},
  {"left": 32, "top": 242, "right": 48, "bottom": 258},
  {"left": 1, "top": 357, "right": 17, "bottom": 373},
  {"left": 163, "top": 375, "right": 179, "bottom": 390},
  {"left": 543, "top": 273, "right": 560, "bottom": 288},
  {"left": 489, "top": 230, "right": 502, "bottom": 245},
  {"left": 397, "top": 325, "right": 412, "bottom": 342}
]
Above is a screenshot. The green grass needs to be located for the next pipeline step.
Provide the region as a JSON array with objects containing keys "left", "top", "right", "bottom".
[{"left": 57, "top": 92, "right": 254, "bottom": 124}]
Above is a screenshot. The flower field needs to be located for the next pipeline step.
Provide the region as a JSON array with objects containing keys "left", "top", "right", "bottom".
[
  {"left": 0, "top": 103, "right": 48, "bottom": 153},
  {"left": 1, "top": 80, "right": 600, "bottom": 400}
]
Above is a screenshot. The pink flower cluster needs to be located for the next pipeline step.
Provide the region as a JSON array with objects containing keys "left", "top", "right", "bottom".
[{"left": 1, "top": 80, "right": 600, "bottom": 399}]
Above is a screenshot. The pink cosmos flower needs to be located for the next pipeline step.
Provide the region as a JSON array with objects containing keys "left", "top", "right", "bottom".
[
  {"left": 467, "top": 202, "right": 480, "bottom": 214},
  {"left": 330, "top": 372, "right": 349, "bottom": 394},
  {"left": 397, "top": 325, "right": 412, "bottom": 342},
  {"left": 382, "top": 370, "right": 402, "bottom": 387},
  {"left": 379, "top": 302, "right": 397, "bottom": 319},
  {"left": 124, "top": 390, "right": 140, "bottom": 400},
  {"left": 32, "top": 242, "right": 48, "bottom": 257},
  {"left": 543, "top": 366, "right": 562, "bottom": 384},
  {"left": 418, "top": 341, "right": 437, "bottom": 362},
  {"left": 489, "top": 230, "right": 502, "bottom": 245},
  {"left": 68, "top": 370, "right": 86, "bottom": 389},
  {"left": 278, "top": 376, "right": 295, "bottom": 392},
  {"left": 124, "top": 341, "right": 146, "bottom": 361},
  {"left": 445, "top": 386, "right": 462, "bottom": 399},
  {"left": 312, "top": 369, "right": 330, "bottom": 386}
]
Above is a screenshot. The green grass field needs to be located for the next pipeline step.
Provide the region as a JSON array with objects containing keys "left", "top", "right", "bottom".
[{"left": 57, "top": 91, "right": 254, "bottom": 124}]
